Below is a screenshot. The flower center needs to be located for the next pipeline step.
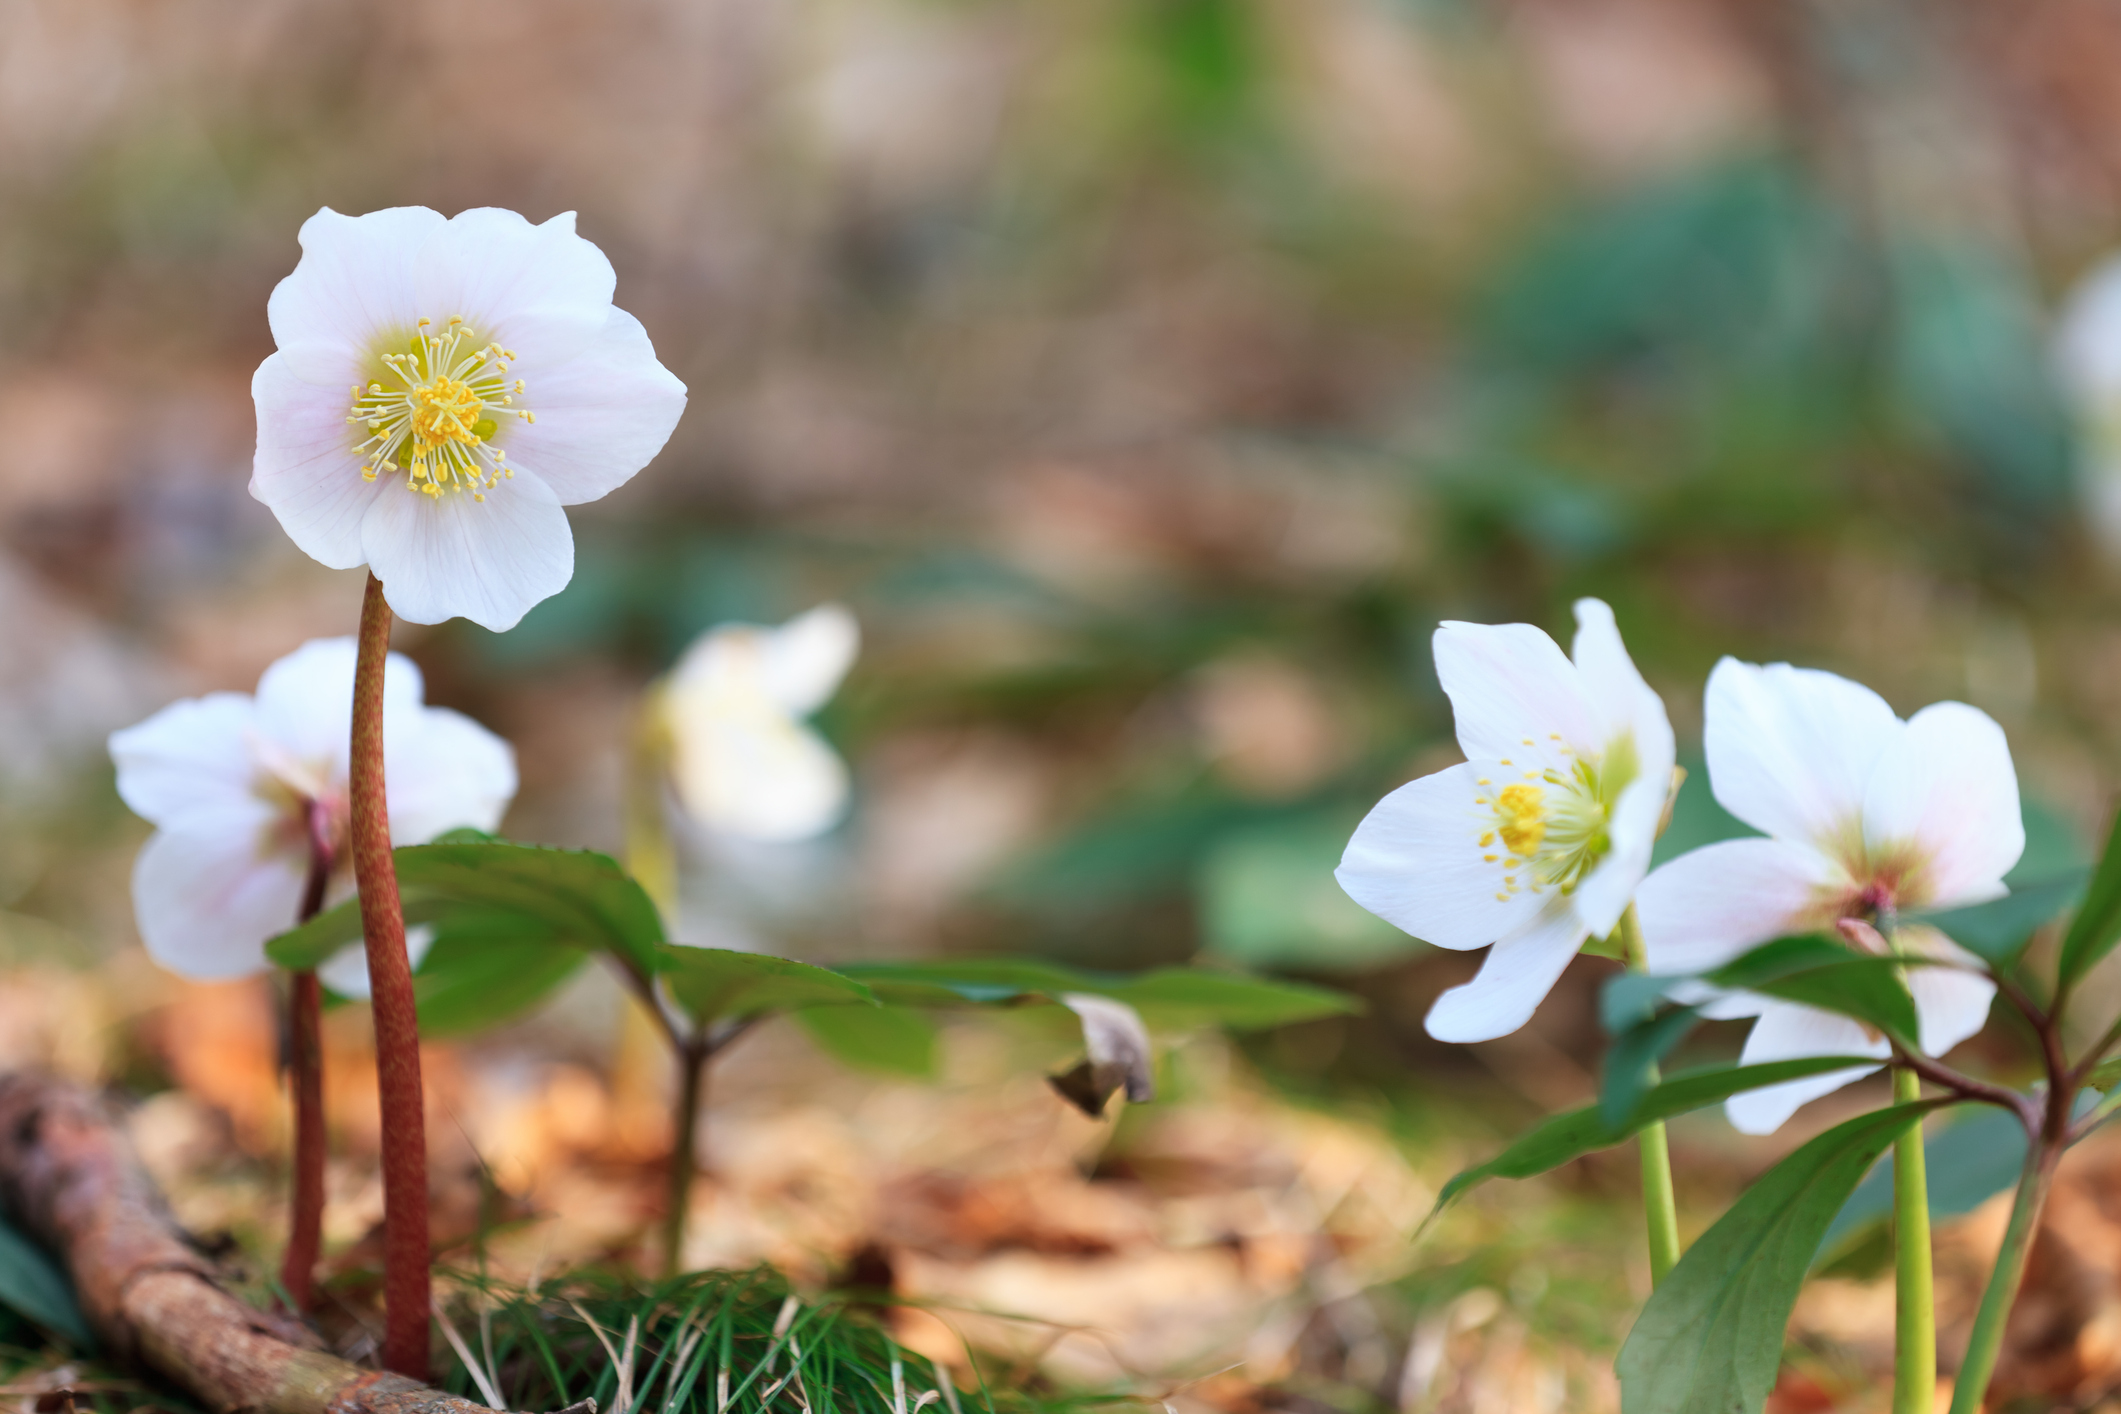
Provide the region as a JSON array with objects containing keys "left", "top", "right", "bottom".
[
  {"left": 1473, "top": 734, "right": 1637, "bottom": 903},
  {"left": 345, "top": 316, "right": 535, "bottom": 503}
]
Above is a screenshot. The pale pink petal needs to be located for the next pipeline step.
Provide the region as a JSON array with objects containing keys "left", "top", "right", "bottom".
[
  {"left": 268, "top": 207, "right": 445, "bottom": 386},
  {"left": 132, "top": 828, "right": 307, "bottom": 981},
  {"left": 1637, "top": 838, "right": 1844, "bottom": 974},
  {"left": 412, "top": 210, "right": 617, "bottom": 372},
  {"left": 109, "top": 693, "right": 275, "bottom": 836},
  {"left": 1704, "top": 658, "right": 1903, "bottom": 848},
  {"left": 1862, "top": 701, "right": 2024, "bottom": 907},
  {"left": 249, "top": 353, "right": 384, "bottom": 570},
  {"left": 1336, "top": 762, "right": 1547, "bottom": 951},
  {"left": 385, "top": 707, "right": 518, "bottom": 844},
  {"left": 1424, "top": 906, "right": 1586, "bottom": 1043},
  {"left": 1723, "top": 1001, "right": 1888, "bottom": 1135},
  {"left": 1435, "top": 619, "right": 1599, "bottom": 761},
  {"left": 501, "top": 308, "right": 686, "bottom": 505},
  {"left": 360, "top": 470, "right": 574, "bottom": 632}
]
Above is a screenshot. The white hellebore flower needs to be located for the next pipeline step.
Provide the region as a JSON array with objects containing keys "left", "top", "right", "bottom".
[
  {"left": 666, "top": 604, "right": 860, "bottom": 842},
  {"left": 1637, "top": 660, "right": 2021, "bottom": 1135},
  {"left": 251, "top": 206, "right": 688, "bottom": 632},
  {"left": 109, "top": 638, "right": 516, "bottom": 986},
  {"left": 2055, "top": 252, "right": 2121, "bottom": 561},
  {"left": 1337, "top": 600, "right": 1676, "bottom": 1042}
]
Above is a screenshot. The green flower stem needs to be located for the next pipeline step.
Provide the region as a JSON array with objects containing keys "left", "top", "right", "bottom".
[
  {"left": 1618, "top": 905, "right": 1682, "bottom": 1285},
  {"left": 1891, "top": 1065, "right": 1936, "bottom": 1414},
  {"left": 662, "top": 1038, "right": 707, "bottom": 1277},
  {"left": 1949, "top": 1146, "right": 2058, "bottom": 1414}
]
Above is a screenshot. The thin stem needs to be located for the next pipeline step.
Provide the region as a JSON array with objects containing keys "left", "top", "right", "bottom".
[
  {"left": 1892, "top": 1047, "right": 2038, "bottom": 1127},
  {"left": 1617, "top": 905, "right": 1682, "bottom": 1285},
  {"left": 1890, "top": 1066, "right": 1936, "bottom": 1414},
  {"left": 1948, "top": 1147, "right": 2058, "bottom": 1414},
  {"left": 625, "top": 690, "right": 680, "bottom": 924},
  {"left": 662, "top": 1040, "right": 707, "bottom": 1278},
  {"left": 280, "top": 803, "right": 334, "bottom": 1311},
  {"left": 350, "top": 573, "right": 430, "bottom": 1382}
]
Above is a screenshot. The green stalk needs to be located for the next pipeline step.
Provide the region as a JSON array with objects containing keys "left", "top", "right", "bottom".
[
  {"left": 1618, "top": 905, "right": 1682, "bottom": 1285},
  {"left": 1948, "top": 1147, "right": 2056, "bottom": 1414},
  {"left": 1891, "top": 1066, "right": 1936, "bottom": 1414}
]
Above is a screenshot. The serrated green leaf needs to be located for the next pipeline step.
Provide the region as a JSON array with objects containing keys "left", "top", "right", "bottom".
[
  {"left": 0, "top": 1214, "right": 89, "bottom": 1348},
  {"left": 795, "top": 1005, "right": 938, "bottom": 1077},
  {"left": 832, "top": 958, "right": 1358, "bottom": 1030},
  {"left": 659, "top": 946, "right": 876, "bottom": 1027},
  {"left": 1912, "top": 872, "right": 2086, "bottom": 966},
  {"left": 1437, "top": 1056, "right": 1884, "bottom": 1208},
  {"left": 1617, "top": 1101, "right": 1947, "bottom": 1414},
  {"left": 2059, "top": 805, "right": 2121, "bottom": 992}
]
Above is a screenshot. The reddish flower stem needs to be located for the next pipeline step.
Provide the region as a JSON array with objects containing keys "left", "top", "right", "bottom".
[
  {"left": 279, "top": 801, "right": 334, "bottom": 1311},
  {"left": 350, "top": 573, "right": 430, "bottom": 1381}
]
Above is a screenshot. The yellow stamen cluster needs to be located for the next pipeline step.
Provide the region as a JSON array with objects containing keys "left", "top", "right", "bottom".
[
  {"left": 345, "top": 316, "right": 534, "bottom": 503},
  {"left": 1472, "top": 733, "right": 1626, "bottom": 903}
]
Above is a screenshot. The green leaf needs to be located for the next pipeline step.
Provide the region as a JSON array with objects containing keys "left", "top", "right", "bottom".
[
  {"left": 1438, "top": 1056, "right": 1883, "bottom": 1208},
  {"left": 268, "top": 840, "right": 664, "bottom": 979},
  {"left": 1911, "top": 871, "right": 2086, "bottom": 966},
  {"left": 2059, "top": 804, "right": 2121, "bottom": 992},
  {"left": 1194, "top": 811, "right": 1415, "bottom": 972},
  {"left": 1703, "top": 936, "right": 1920, "bottom": 1047},
  {"left": 832, "top": 958, "right": 1358, "bottom": 1030},
  {"left": 1616, "top": 1101, "right": 1946, "bottom": 1414},
  {"left": 1816, "top": 1105, "right": 2023, "bottom": 1266},
  {"left": 1601, "top": 1005, "right": 1702, "bottom": 1128},
  {"left": 0, "top": 1214, "right": 89, "bottom": 1347},
  {"left": 794, "top": 1005, "right": 938, "bottom": 1077},
  {"left": 412, "top": 913, "right": 590, "bottom": 1038},
  {"left": 659, "top": 946, "right": 876, "bottom": 1028}
]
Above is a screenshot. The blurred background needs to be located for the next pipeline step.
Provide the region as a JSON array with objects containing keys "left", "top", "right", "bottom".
[{"left": 11, "top": 0, "right": 2121, "bottom": 1409}]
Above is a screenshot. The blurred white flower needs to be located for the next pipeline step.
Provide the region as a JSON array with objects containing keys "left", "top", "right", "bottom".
[
  {"left": 2054, "top": 253, "right": 2121, "bottom": 558},
  {"left": 317, "top": 924, "right": 437, "bottom": 1000},
  {"left": 1638, "top": 660, "right": 2019, "bottom": 1135},
  {"left": 109, "top": 638, "right": 515, "bottom": 982},
  {"left": 666, "top": 605, "right": 859, "bottom": 842},
  {"left": 250, "top": 206, "right": 687, "bottom": 632},
  {"left": 1336, "top": 599, "right": 1675, "bottom": 1042}
]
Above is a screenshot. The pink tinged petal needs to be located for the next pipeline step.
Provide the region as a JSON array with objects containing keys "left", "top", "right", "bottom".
[
  {"left": 1723, "top": 1001, "right": 1889, "bottom": 1136},
  {"left": 132, "top": 829, "right": 307, "bottom": 981},
  {"left": 760, "top": 604, "right": 859, "bottom": 715},
  {"left": 412, "top": 209, "right": 618, "bottom": 371},
  {"left": 1424, "top": 906, "right": 1587, "bottom": 1043},
  {"left": 1434, "top": 619, "right": 1599, "bottom": 762},
  {"left": 672, "top": 714, "right": 850, "bottom": 842},
  {"left": 1572, "top": 771, "right": 1667, "bottom": 939},
  {"left": 501, "top": 308, "right": 687, "bottom": 506},
  {"left": 1861, "top": 701, "right": 2024, "bottom": 906},
  {"left": 1703, "top": 658, "right": 1904, "bottom": 847},
  {"left": 1636, "top": 837, "right": 1843, "bottom": 974},
  {"left": 109, "top": 693, "right": 276, "bottom": 836},
  {"left": 1570, "top": 598, "right": 1676, "bottom": 779},
  {"left": 318, "top": 923, "right": 436, "bottom": 1001},
  {"left": 268, "top": 206, "right": 446, "bottom": 386},
  {"left": 1336, "top": 762, "right": 1547, "bottom": 951},
  {"left": 361, "top": 469, "right": 574, "bottom": 632},
  {"left": 384, "top": 707, "right": 519, "bottom": 844},
  {"left": 250, "top": 354, "right": 385, "bottom": 570}
]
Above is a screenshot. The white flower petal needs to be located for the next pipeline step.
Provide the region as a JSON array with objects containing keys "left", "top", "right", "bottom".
[
  {"left": 109, "top": 692, "right": 274, "bottom": 835},
  {"left": 1704, "top": 658, "right": 1903, "bottom": 847},
  {"left": 1570, "top": 598, "right": 1676, "bottom": 770},
  {"left": 760, "top": 605, "right": 860, "bottom": 715},
  {"left": 2056, "top": 252, "right": 2121, "bottom": 397},
  {"left": 503, "top": 308, "right": 686, "bottom": 506},
  {"left": 251, "top": 637, "right": 422, "bottom": 776},
  {"left": 412, "top": 209, "right": 617, "bottom": 372},
  {"left": 132, "top": 828, "right": 307, "bottom": 981},
  {"left": 1336, "top": 762, "right": 1547, "bottom": 951},
  {"left": 1637, "top": 837, "right": 1843, "bottom": 974},
  {"left": 1435, "top": 619, "right": 1599, "bottom": 761},
  {"left": 1424, "top": 907, "right": 1586, "bottom": 1043},
  {"left": 1898, "top": 925, "right": 1998, "bottom": 1056},
  {"left": 1572, "top": 771, "right": 1666, "bottom": 939},
  {"left": 671, "top": 712, "right": 850, "bottom": 842},
  {"left": 1723, "top": 1001, "right": 1889, "bottom": 1135},
  {"left": 385, "top": 707, "right": 518, "bottom": 844},
  {"left": 361, "top": 469, "right": 574, "bottom": 631},
  {"left": 268, "top": 206, "right": 445, "bottom": 386},
  {"left": 317, "top": 923, "right": 437, "bottom": 1001},
  {"left": 1862, "top": 701, "right": 2024, "bottom": 907},
  {"left": 249, "top": 353, "right": 385, "bottom": 570}
]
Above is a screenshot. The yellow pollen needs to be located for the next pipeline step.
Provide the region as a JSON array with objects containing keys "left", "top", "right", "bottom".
[
  {"left": 1478, "top": 832, "right": 1494, "bottom": 847},
  {"left": 1483, "top": 854, "right": 1497, "bottom": 862},
  {"left": 345, "top": 317, "right": 532, "bottom": 503},
  {"left": 1494, "top": 783, "right": 1547, "bottom": 857}
]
